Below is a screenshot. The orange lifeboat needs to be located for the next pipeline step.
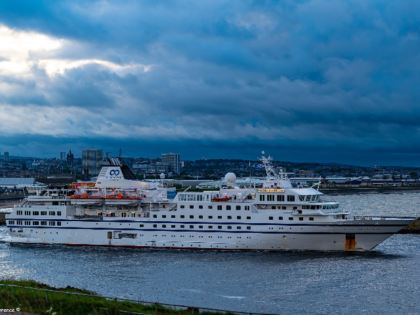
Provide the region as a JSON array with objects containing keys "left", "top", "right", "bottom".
[{"left": 212, "top": 197, "right": 232, "bottom": 202}]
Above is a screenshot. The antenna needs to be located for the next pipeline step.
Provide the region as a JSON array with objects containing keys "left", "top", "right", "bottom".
[{"left": 248, "top": 142, "right": 251, "bottom": 188}]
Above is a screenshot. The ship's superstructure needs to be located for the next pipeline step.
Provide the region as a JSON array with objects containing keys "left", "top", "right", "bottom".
[{"left": 2, "top": 153, "right": 416, "bottom": 251}]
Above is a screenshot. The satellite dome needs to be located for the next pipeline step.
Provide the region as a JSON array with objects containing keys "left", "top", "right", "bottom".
[
  {"left": 225, "top": 173, "right": 236, "bottom": 185},
  {"left": 160, "top": 173, "right": 165, "bottom": 179}
]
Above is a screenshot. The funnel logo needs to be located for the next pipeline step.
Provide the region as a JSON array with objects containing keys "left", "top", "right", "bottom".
[
  {"left": 110, "top": 170, "right": 120, "bottom": 176},
  {"left": 106, "top": 168, "right": 122, "bottom": 181}
]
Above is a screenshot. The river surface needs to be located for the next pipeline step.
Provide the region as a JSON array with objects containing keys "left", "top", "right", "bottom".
[{"left": 0, "top": 193, "right": 420, "bottom": 314}]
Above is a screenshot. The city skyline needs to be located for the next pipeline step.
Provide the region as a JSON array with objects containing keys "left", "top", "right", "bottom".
[{"left": 0, "top": 1, "right": 420, "bottom": 166}]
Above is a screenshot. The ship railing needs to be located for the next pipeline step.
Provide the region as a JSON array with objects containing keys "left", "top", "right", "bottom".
[
  {"left": 74, "top": 215, "right": 103, "bottom": 220},
  {"left": 0, "top": 283, "right": 273, "bottom": 315},
  {"left": 353, "top": 216, "right": 417, "bottom": 220}
]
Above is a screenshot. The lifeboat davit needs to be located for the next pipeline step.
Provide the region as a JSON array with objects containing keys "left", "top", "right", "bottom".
[{"left": 212, "top": 197, "right": 232, "bottom": 202}]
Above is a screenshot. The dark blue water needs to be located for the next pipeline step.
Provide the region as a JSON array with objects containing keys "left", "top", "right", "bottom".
[
  {"left": 1, "top": 193, "right": 420, "bottom": 314},
  {"left": 1, "top": 226, "right": 419, "bottom": 314}
]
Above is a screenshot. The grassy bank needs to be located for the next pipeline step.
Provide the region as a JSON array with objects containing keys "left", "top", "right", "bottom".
[{"left": 0, "top": 279, "right": 230, "bottom": 315}]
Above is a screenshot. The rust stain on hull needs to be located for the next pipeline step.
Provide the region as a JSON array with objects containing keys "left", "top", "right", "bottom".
[{"left": 345, "top": 234, "right": 356, "bottom": 250}]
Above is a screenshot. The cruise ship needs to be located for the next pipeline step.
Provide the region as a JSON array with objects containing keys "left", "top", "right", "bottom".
[{"left": 2, "top": 153, "right": 416, "bottom": 251}]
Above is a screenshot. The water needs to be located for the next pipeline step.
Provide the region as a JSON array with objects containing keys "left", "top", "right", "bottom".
[{"left": 1, "top": 193, "right": 420, "bottom": 314}]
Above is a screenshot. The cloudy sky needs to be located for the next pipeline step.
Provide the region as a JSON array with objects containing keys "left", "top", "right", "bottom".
[{"left": 0, "top": 0, "right": 419, "bottom": 165}]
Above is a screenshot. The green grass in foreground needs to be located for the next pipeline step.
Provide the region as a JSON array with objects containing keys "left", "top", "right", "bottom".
[{"left": 0, "top": 279, "right": 231, "bottom": 315}]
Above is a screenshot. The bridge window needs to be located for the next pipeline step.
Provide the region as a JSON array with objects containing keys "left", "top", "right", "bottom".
[
  {"left": 287, "top": 196, "right": 295, "bottom": 202},
  {"left": 306, "top": 196, "right": 311, "bottom": 201},
  {"left": 260, "top": 195, "right": 265, "bottom": 201}
]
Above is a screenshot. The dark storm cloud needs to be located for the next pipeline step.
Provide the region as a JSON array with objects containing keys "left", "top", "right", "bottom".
[{"left": 1, "top": 0, "right": 420, "bottom": 165}]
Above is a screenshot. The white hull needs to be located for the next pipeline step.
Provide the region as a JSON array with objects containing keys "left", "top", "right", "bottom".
[{"left": 2, "top": 217, "right": 411, "bottom": 251}]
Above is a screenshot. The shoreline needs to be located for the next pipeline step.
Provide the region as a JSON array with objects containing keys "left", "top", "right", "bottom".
[{"left": 320, "top": 187, "right": 420, "bottom": 195}]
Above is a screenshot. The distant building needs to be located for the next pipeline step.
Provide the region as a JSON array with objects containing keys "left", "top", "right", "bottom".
[
  {"left": 67, "top": 150, "right": 74, "bottom": 167},
  {"left": 293, "top": 169, "right": 314, "bottom": 177},
  {"left": 161, "top": 152, "right": 180, "bottom": 174},
  {"left": 60, "top": 152, "right": 66, "bottom": 160},
  {"left": 4, "top": 152, "right": 9, "bottom": 161},
  {"left": 106, "top": 152, "right": 112, "bottom": 159},
  {"left": 82, "top": 147, "right": 103, "bottom": 176}
]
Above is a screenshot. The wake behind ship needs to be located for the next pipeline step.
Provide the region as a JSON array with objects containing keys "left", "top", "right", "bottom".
[{"left": 2, "top": 153, "right": 416, "bottom": 251}]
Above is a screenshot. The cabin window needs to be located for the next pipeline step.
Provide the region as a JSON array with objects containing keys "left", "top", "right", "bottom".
[
  {"left": 218, "top": 226, "right": 222, "bottom": 229},
  {"left": 267, "top": 195, "right": 274, "bottom": 201},
  {"left": 16, "top": 211, "right": 22, "bottom": 215},
  {"left": 41, "top": 211, "right": 47, "bottom": 215},
  {"left": 153, "top": 224, "right": 157, "bottom": 228},
  {"left": 247, "top": 226, "right": 251, "bottom": 230},
  {"left": 171, "top": 225, "right": 175, "bottom": 228},
  {"left": 190, "top": 225, "right": 194, "bottom": 229},
  {"left": 57, "top": 222, "right": 61, "bottom": 226},
  {"left": 282, "top": 206, "right": 286, "bottom": 210},
  {"left": 153, "top": 215, "right": 157, "bottom": 218},
  {"left": 199, "top": 205, "right": 203, "bottom": 209},
  {"left": 237, "top": 226, "right": 241, "bottom": 229},
  {"left": 24, "top": 211, "right": 30, "bottom": 215},
  {"left": 227, "top": 226, "right": 232, "bottom": 229},
  {"left": 247, "top": 216, "right": 251, "bottom": 220},
  {"left": 208, "top": 206, "right": 213, "bottom": 209},
  {"left": 217, "top": 205, "right": 222, "bottom": 210},
  {"left": 279, "top": 216, "right": 283, "bottom": 220},
  {"left": 162, "top": 215, "right": 166, "bottom": 218},
  {"left": 16, "top": 221, "right": 22, "bottom": 225},
  {"left": 33, "top": 211, "right": 39, "bottom": 215},
  {"left": 208, "top": 226, "right": 213, "bottom": 229},
  {"left": 311, "top": 195, "right": 316, "bottom": 201},
  {"left": 181, "top": 215, "right": 185, "bottom": 218},
  {"left": 140, "top": 224, "right": 144, "bottom": 227},
  {"left": 299, "top": 196, "right": 305, "bottom": 201},
  {"left": 25, "top": 221, "right": 31, "bottom": 225},
  {"left": 269, "top": 216, "right": 273, "bottom": 220},
  {"left": 272, "top": 206, "right": 276, "bottom": 209},
  {"left": 49, "top": 221, "right": 55, "bottom": 226},
  {"left": 199, "top": 215, "right": 203, "bottom": 219},
  {"left": 226, "top": 206, "right": 231, "bottom": 210},
  {"left": 245, "top": 206, "right": 250, "bottom": 210},
  {"left": 8, "top": 221, "right": 14, "bottom": 225},
  {"left": 277, "top": 195, "right": 285, "bottom": 202},
  {"left": 171, "top": 215, "right": 176, "bottom": 218},
  {"left": 227, "top": 216, "right": 232, "bottom": 219},
  {"left": 162, "top": 225, "right": 166, "bottom": 228},
  {"left": 236, "top": 206, "right": 241, "bottom": 210},
  {"left": 208, "top": 216, "right": 213, "bottom": 219},
  {"left": 110, "top": 213, "right": 115, "bottom": 217},
  {"left": 237, "top": 216, "right": 241, "bottom": 219},
  {"left": 180, "top": 205, "right": 185, "bottom": 209},
  {"left": 57, "top": 211, "right": 61, "bottom": 216},
  {"left": 218, "top": 216, "right": 222, "bottom": 219},
  {"left": 306, "top": 196, "right": 311, "bottom": 202},
  {"left": 190, "top": 215, "right": 194, "bottom": 219},
  {"left": 180, "top": 225, "right": 185, "bottom": 228},
  {"left": 49, "top": 211, "right": 55, "bottom": 216},
  {"left": 299, "top": 217, "right": 303, "bottom": 221},
  {"left": 190, "top": 205, "right": 194, "bottom": 209},
  {"left": 289, "top": 217, "right": 293, "bottom": 221},
  {"left": 41, "top": 221, "right": 47, "bottom": 226},
  {"left": 309, "top": 217, "right": 314, "bottom": 221},
  {"left": 33, "top": 221, "right": 39, "bottom": 226},
  {"left": 287, "top": 196, "right": 295, "bottom": 202},
  {"left": 199, "top": 226, "right": 203, "bottom": 229},
  {"left": 260, "top": 195, "right": 265, "bottom": 201}
]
